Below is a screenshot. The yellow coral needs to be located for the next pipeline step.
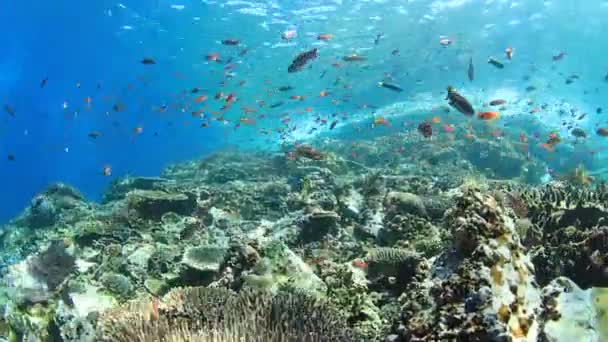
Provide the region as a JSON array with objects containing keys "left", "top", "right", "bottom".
[
  {"left": 491, "top": 265, "right": 504, "bottom": 286},
  {"left": 497, "top": 304, "right": 510, "bottom": 323}
]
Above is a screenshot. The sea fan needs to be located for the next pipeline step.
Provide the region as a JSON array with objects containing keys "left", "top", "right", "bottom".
[{"left": 27, "top": 240, "right": 76, "bottom": 290}]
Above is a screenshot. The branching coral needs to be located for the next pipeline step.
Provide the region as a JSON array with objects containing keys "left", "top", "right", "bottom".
[{"left": 98, "top": 287, "right": 355, "bottom": 342}]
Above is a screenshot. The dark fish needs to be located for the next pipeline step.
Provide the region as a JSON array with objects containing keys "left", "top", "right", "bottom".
[
  {"left": 446, "top": 86, "right": 474, "bottom": 116},
  {"left": 288, "top": 48, "right": 318, "bottom": 73},
  {"left": 7, "top": 155, "right": 15, "bottom": 161},
  {"left": 525, "top": 86, "right": 537, "bottom": 92},
  {"left": 239, "top": 49, "right": 249, "bottom": 56},
  {"left": 330, "top": 120, "right": 338, "bottom": 130},
  {"left": 88, "top": 131, "right": 101, "bottom": 139},
  {"left": 221, "top": 39, "right": 240, "bottom": 46},
  {"left": 141, "top": 58, "right": 156, "bottom": 65},
  {"left": 343, "top": 54, "right": 367, "bottom": 62},
  {"left": 278, "top": 86, "right": 293, "bottom": 92},
  {"left": 597, "top": 107, "right": 602, "bottom": 114},
  {"left": 391, "top": 49, "right": 400, "bottom": 56},
  {"left": 319, "top": 70, "right": 328, "bottom": 79},
  {"left": 418, "top": 121, "right": 433, "bottom": 138},
  {"left": 374, "top": 33, "right": 384, "bottom": 45},
  {"left": 4, "top": 105, "right": 15, "bottom": 117},
  {"left": 488, "top": 57, "right": 504, "bottom": 69},
  {"left": 467, "top": 57, "right": 474, "bottom": 82},
  {"left": 552, "top": 52, "right": 566, "bottom": 61},
  {"left": 40, "top": 77, "right": 48, "bottom": 88},
  {"left": 113, "top": 103, "right": 126, "bottom": 112},
  {"left": 270, "top": 101, "right": 284, "bottom": 108},
  {"left": 191, "top": 88, "right": 200, "bottom": 93},
  {"left": 571, "top": 128, "right": 587, "bottom": 138},
  {"left": 597, "top": 128, "right": 608, "bottom": 136},
  {"left": 490, "top": 99, "right": 506, "bottom": 106},
  {"left": 378, "top": 81, "right": 403, "bottom": 92}
]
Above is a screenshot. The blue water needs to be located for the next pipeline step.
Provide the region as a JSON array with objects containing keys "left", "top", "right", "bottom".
[
  {"left": 3, "top": 0, "right": 608, "bottom": 221},
  {"left": 0, "top": 1, "right": 224, "bottom": 221}
]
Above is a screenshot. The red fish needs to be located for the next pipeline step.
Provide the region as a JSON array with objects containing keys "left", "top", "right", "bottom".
[
  {"left": 206, "top": 53, "right": 221, "bottom": 62},
  {"left": 478, "top": 111, "right": 500, "bottom": 120}
]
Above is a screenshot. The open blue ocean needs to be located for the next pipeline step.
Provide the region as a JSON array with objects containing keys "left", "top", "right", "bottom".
[{"left": 1, "top": 1, "right": 608, "bottom": 341}]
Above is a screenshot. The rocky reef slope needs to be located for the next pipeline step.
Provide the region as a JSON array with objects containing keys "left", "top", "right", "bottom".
[{"left": 0, "top": 137, "right": 605, "bottom": 341}]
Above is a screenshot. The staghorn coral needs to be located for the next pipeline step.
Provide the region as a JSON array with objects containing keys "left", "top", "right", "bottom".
[{"left": 98, "top": 286, "right": 355, "bottom": 342}]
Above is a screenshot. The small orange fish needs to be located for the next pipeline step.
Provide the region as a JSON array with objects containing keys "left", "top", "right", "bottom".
[
  {"left": 239, "top": 117, "right": 257, "bottom": 125},
  {"left": 431, "top": 116, "right": 441, "bottom": 124},
  {"left": 84, "top": 97, "right": 93, "bottom": 104},
  {"left": 372, "top": 117, "right": 389, "bottom": 127},
  {"left": 102, "top": 164, "right": 112, "bottom": 176},
  {"left": 195, "top": 95, "right": 207, "bottom": 103},
  {"left": 319, "top": 90, "right": 331, "bottom": 97},
  {"left": 134, "top": 126, "right": 143, "bottom": 135},
  {"left": 541, "top": 144, "right": 555, "bottom": 152},
  {"left": 505, "top": 47, "right": 514, "bottom": 60},
  {"left": 443, "top": 124, "right": 455, "bottom": 133},
  {"left": 478, "top": 111, "right": 500, "bottom": 120},
  {"left": 242, "top": 106, "right": 257, "bottom": 114},
  {"left": 317, "top": 33, "right": 333, "bottom": 41}
]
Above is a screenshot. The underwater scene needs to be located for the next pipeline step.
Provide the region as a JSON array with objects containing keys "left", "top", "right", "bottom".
[{"left": 3, "top": 0, "right": 608, "bottom": 341}]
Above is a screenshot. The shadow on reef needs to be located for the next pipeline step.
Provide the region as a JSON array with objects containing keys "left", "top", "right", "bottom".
[{"left": 0, "top": 134, "right": 605, "bottom": 341}]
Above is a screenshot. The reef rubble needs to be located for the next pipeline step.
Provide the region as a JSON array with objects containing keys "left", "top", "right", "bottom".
[{"left": 0, "top": 138, "right": 605, "bottom": 341}]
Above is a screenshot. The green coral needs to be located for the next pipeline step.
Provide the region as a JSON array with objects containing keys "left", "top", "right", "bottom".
[
  {"left": 100, "top": 273, "right": 132, "bottom": 299},
  {"left": 322, "top": 263, "right": 383, "bottom": 340}
]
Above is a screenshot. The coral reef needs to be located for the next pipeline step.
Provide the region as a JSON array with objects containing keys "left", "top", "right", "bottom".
[{"left": 0, "top": 131, "right": 604, "bottom": 341}]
